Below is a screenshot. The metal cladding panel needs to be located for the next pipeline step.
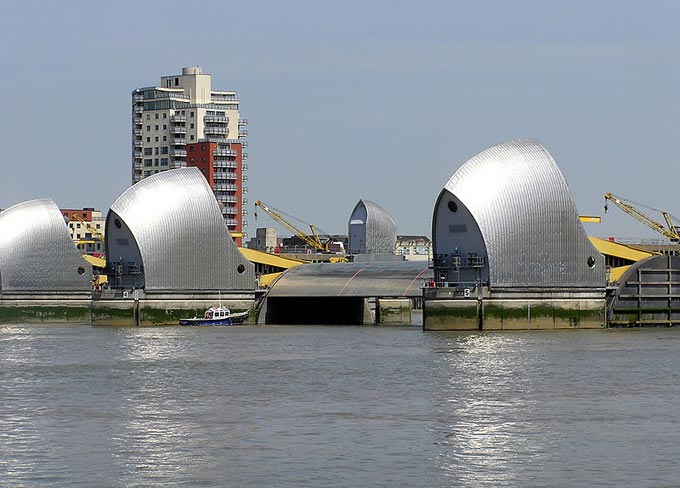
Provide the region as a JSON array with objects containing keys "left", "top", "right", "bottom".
[
  {"left": 0, "top": 199, "right": 90, "bottom": 291},
  {"left": 349, "top": 199, "right": 397, "bottom": 254},
  {"left": 108, "top": 167, "right": 254, "bottom": 291},
  {"left": 266, "top": 261, "right": 432, "bottom": 298},
  {"left": 438, "top": 139, "right": 604, "bottom": 288}
]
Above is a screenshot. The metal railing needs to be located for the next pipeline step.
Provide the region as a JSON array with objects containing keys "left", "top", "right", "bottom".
[
  {"left": 214, "top": 149, "right": 237, "bottom": 157},
  {"left": 204, "top": 115, "right": 228, "bottom": 123},
  {"left": 214, "top": 161, "right": 237, "bottom": 169}
]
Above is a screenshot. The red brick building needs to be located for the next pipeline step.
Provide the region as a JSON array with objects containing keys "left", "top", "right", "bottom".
[{"left": 186, "top": 140, "right": 246, "bottom": 246}]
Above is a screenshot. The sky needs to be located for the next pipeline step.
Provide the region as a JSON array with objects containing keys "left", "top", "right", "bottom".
[{"left": 1, "top": 0, "right": 680, "bottom": 240}]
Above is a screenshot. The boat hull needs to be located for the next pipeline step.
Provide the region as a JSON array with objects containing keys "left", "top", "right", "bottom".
[{"left": 179, "top": 312, "right": 248, "bottom": 326}]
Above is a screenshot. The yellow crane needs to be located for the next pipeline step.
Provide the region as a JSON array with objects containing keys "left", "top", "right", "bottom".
[
  {"left": 254, "top": 200, "right": 326, "bottom": 251},
  {"left": 604, "top": 192, "right": 680, "bottom": 242}
]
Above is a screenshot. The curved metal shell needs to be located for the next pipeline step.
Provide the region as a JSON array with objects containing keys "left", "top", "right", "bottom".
[
  {"left": 348, "top": 199, "right": 397, "bottom": 254},
  {"left": 106, "top": 167, "right": 254, "bottom": 291},
  {"left": 266, "top": 261, "right": 431, "bottom": 298},
  {"left": 0, "top": 199, "right": 90, "bottom": 291},
  {"left": 433, "top": 139, "right": 604, "bottom": 288}
]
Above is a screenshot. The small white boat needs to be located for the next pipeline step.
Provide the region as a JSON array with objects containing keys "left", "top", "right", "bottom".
[{"left": 179, "top": 306, "right": 249, "bottom": 326}]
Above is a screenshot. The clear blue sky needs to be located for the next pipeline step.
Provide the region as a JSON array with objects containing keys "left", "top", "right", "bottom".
[{"left": 1, "top": 0, "right": 679, "bottom": 239}]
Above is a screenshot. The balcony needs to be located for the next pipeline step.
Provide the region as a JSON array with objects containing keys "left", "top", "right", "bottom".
[
  {"left": 211, "top": 93, "right": 238, "bottom": 101},
  {"left": 134, "top": 106, "right": 143, "bottom": 114},
  {"left": 214, "top": 160, "right": 237, "bottom": 169},
  {"left": 223, "top": 218, "right": 238, "bottom": 227},
  {"left": 214, "top": 184, "right": 238, "bottom": 192},
  {"left": 133, "top": 129, "right": 143, "bottom": 136},
  {"left": 171, "top": 149, "right": 187, "bottom": 158},
  {"left": 204, "top": 115, "right": 228, "bottom": 124},
  {"left": 242, "top": 175, "right": 248, "bottom": 182},
  {"left": 241, "top": 141, "right": 248, "bottom": 148},
  {"left": 219, "top": 196, "right": 238, "bottom": 204},
  {"left": 170, "top": 126, "right": 187, "bottom": 134},
  {"left": 171, "top": 138, "right": 187, "bottom": 146},
  {"left": 214, "top": 172, "right": 237, "bottom": 181},
  {"left": 242, "top": 152, "right": 248, "bottom": 160},
  {"left": 170, "top": 115, "right": 187, "bottom": 123},
  {"left": 238, "top": 118, "right": 248, "bottom": 127},
  {"left": 214, "top": 148, "right": 237, "bottom": 158},
  {"left": 205, "top": 126, "right": 229, "bottom": 135},
  {"left": 133, "top": 93, "right": 143, "bottom": 102},
  {"left": 133, "top": 140, "right": 144, "bottom": 147},
  {"left": 221, "top": 206, "right": 238, "bottom": 216},
  {"left": 238, "top": 130, "right": 248, "bottom": 138},
  {"left": 170, "top": 161, "right": 186, "bottom": 169},
  {"left": 242, "top": 163, "right": 248, "bottom": 171},
  {"left": 134, "top": 162, "right": 143, "bottom": 170}
]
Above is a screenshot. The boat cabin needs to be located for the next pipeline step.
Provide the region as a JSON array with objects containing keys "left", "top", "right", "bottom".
[{"left": 205, "top": 307, "right": 230, "bottom": 319}]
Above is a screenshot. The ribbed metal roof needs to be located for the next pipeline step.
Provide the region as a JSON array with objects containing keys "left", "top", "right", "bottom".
[
  {"left": 348, "top": 199, "right": 397, "bottom": 254},
  {"left": 106, "top": 167, "right": 254, "bottom": 291},
  {"left": 0, "top": 199, "right": 91, "bottom": 292},
  {"left": 434, "top": 139, "right": 604, "bottom": 288},
  {"left": 265, "top": 261, "right": 432, "bottom": 298}
]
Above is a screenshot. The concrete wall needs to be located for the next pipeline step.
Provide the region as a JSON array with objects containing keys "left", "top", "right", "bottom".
[
  {"left": 92, "top": 295, "right": 255, "bottom": 326},
  {"left": 0, "top": 295, "right": 91, "bottom": 324},
  {"left": 377, "top": 298, "right": 412, "bottom": 325},
  {"left": 424, "top": 298, "right": 605, "bottom": 331}
]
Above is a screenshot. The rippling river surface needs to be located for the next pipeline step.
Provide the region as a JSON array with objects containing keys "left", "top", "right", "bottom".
[{"left": 2, "top": 324, "right": 680, "bottom": 487}]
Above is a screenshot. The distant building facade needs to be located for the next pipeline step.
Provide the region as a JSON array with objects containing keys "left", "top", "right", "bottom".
[
  {"left": 61, "top": 207, "right": 106, "bottom": 256},
  {"left": 395, "top": 235, "right": 432, "bottom": 262},
  {"left": 247, "top": 227, "right": 278, "bottom": 253},
  {"left": 131, "top": 66, "right": 248, "bottom": 244}
]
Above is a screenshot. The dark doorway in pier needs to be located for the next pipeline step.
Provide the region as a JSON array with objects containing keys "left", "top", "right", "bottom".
[{"left": 264, "top": 297, "right": 367, "bottom": 325}]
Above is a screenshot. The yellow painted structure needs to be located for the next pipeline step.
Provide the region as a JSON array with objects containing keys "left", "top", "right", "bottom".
[
  {"left": 589, "top": 236, "right": 655, "bottom": 283},
  {"left": 238, "top": 248, "right": 308, "bottom": 268},
  {"left": 589, "top": 236, "right": 654, "bottom": 262}
]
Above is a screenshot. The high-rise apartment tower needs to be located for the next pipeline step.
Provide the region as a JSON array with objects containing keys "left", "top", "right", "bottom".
[{"left": 131, "top": 67, "right": 248, "bottom": 243}]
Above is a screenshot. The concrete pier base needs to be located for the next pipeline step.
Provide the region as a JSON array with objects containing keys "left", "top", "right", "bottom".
[{"left": 424, "top": 296, "right": 605, "bottom": 331}]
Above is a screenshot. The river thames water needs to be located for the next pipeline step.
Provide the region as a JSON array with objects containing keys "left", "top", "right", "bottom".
[{"left": 2, "top": 323, "right": 680, "bottom": 487}]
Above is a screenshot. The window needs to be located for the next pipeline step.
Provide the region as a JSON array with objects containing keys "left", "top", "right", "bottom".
[
  {"left": 190, "top": 157, "right": 195, "bottom": 163},
  {"left": 190, "top": 135, "right": 195, "bottom": 140},
  {"left": 162, "top": 135, "right": 167, "bottom": 141},
  {"left": 163, "top": 124, "right": 167, "bottom": 130},
  {"left": 161, "top": 146, "right": 168, "bottom": 154},
  {"left": 154, "top": 147, "right": 159, "bottom": 155},
  {"left": 144, "top": 158, "right": 152, "bottom": 166},
  {"left": 154, "top": 158, "right": 159, "bottom": 166},
  {"left": 146, "top": 125, "right": 150, "bottom": 131},
  {"left": 201, "top": 157, "right": 206, "bottom": 162},
  {"left": 155, "top": 113, "right": 159, "bottom": 119},
  {"left": 189, "top": 146, "right": 194, "bottom": 152},
  {"left": 144, "top": 148, "right": 153, "bottom": 155},
  {"left": 181, "top": 110, "right": 185, "bottom": 115},
  {"left": 190, "top": 123, "right": 194, "bottom": 129},
  {"left": 146, "top": 137, "right": 150, "bottom": 142},
  {"left": 175, "top": 78, "right": 179, "bottom": 86},
  {"left": 154, "top": 136, "right": 159, "bottom": 142},
  {"left": 146, "top": 114, "right": 150, "bottom": 120},
  {"left": 163, "top": 113, "right": 167, "bottom": 119},
  {"left": 76, "top": 223, "right": 81, "bottom": 228},
  {"left": 190, "top": 111, "right": 194, "bottom": 117},
  {"left": 154, "top": 125, "right": 159, "bottom": 130},
  {"left": 201, "top": 145, "right": 206, "bottom": 151},
  {"left": 160, "top": 158, "right": 168, "bottom": 166},
  {"left": 144, "top": 170, "right": 151, "bottom": 177}
]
